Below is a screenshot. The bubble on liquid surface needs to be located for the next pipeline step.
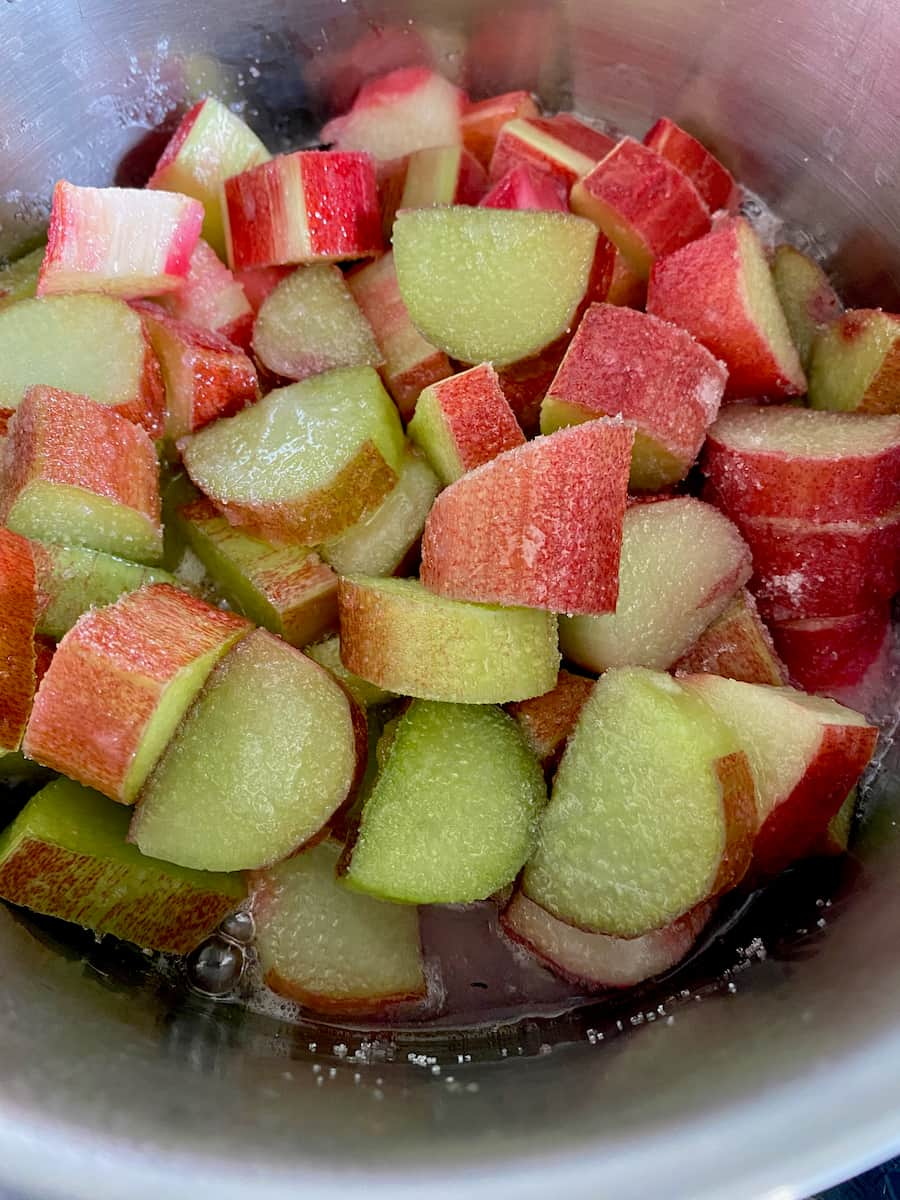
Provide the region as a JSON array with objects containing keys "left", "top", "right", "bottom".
[
  {"left": 219, "top": 909, "right": 255, "bottom": 945},
  {"left": 187, "top": 936, "right": 245, "bottom": 996}
]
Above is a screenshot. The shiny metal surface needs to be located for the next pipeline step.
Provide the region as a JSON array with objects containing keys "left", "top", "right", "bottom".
[{"left": 2, "top": 1, "right": 900, "bottom": 1197}]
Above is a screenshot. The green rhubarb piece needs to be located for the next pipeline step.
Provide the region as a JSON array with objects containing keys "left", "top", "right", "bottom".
[
  {"left": 344, "top": 700, "right": 545, "bottom": 904},
  {"left": 0, "top": 777, "right": 245, "bottom": 953},
  {"left": 0, "top": 246, "right": 44, "bottom": 310}
]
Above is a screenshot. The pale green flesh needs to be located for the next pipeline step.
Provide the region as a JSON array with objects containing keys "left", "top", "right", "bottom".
[
  {"left": 0, "top": 246, "right": 44, "bottom": 310},
  {"left": 182, "top": 367, "right": 405, "bottom": 504},
  {"left": 343, "top": 575, "right": 560, "bottom": 704},
  {"left": 132, "top": 629, "right": 356, "bottom": 871},
  {"left": 160, "top": 469, "right": 202, "bottom": 571},
  {"left": 153, "top": 98, "right": 270, "bottom": 259},
  {"left": 407, "top": 387, "right": 466, "bottom": 484},
  {"left": 252, "top": 265, "right": 382, "bottom": 380},
  {"left": 7, "top": 482, "right": 163, "bottom": 566},
  {"left": 809, "top": 315, "right": 897, "bottom": 412},
  {"left": 0, "top": 295, "right": 149, "bottom": 410},
  {"left": 346, "top": 700, "right": 546, "bottom": 904},
  {"left": 319, "top": 448, "right": 440, "bottom": 576},
  {"left": 0, "top": 778, "right": 244, "bottom": 950},
  {"left": 393, "top": 208, "right": 598, "bottom": 366},
  {"left": 523, "top": 668, "right": 737, "bottom": 937},
  {"left": 400, "top": 147, "right": 462, "bottom": 208},
  {"left": 36, "top": 544, "right": 175, "bottom": 640},
  {"left": 304, "top": 637, "right": 397, "bottom": 709},
  {"left": 254, "top": 839, "right": 425, "bottom": 1010},
  {"left": 771, "top": 245, "right": 833, "bottom": 372}
]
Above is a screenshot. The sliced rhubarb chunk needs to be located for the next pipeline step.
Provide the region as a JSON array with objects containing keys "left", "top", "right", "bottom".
[
  {"left": 321, "top": 68, "right": 465, "bottom": 161},
  {"left": 338, "top": 576, "right": 559, "bottom": 704},
  {"left": 392, "top": 207, "right": 598, "bottom": 366},
  {"left": 159, "top": 239, "right": 254, "bottom": 351},
  {"left": 251, "top": 264, "right": 382, "bottom": 382},
  {"left": 768, "top": 607, "right": 891, "bottom": 697},
  {"left": 502, "top": 891, "right": 713, "bottom": 989},
  {"left": 680, "top": 675, "right": 876, "bottom": 876},
  {"left": 488, "top": 117, "right": 605, "bottom": 190},
  {"left": 0, "top": 246, "right": 43, "bottom": 310},
  {"left": 135, "top": 303, "right": 258, "bottom": 441},
  {"left": 24, "top": 583, "right": 250, "bottom": 803},
  {"left": 400, "top": 145, "right": 487, "bottom": 208},
  {"left": 0, "top": 295, "right": 164, "bottom": 436},
  {"left": 643, "top": 118, "right": 739, "bottom": 214},
  {"left": 408, "top": 363, "right": 525, "bottom": 485},
  {"left": 647, "top": 217, "right": 806, "bottom": 399},
  {"left": 672, "top": 589, "right": 787, "bottom": 686},
  {"left": 175, "top": 497, "right": 338, "bottom": 647},
  {"left": 131, "top": 629, "right": 364, "bottom": 871},
  {"left": 181, "top": 367, "right": 406, "bottom": 545},
  {"left": 0, "top": 777, "right": 245, "bottom": 953},
  {"left": 252, "top": 838, "right": 425, "bottom": 1016},
  {"left": 318, "top": 446, "right": 440, "bottom": 577},
  {"left": 222, "top": 151, "right": 381, "bottom": 271},
  {"left": 571, "top": 138, "right": 710, "bottom": 280},
  {"left": 702, "top": 405, "right": 900, "bottom": 521},
  {"left": 343, "top": 700, "right": 545, "bottom": 903},
  {"left": 346, "top": 250, "right": 452, "bottom": 420},
  {"left": 147, "top": 97, "right": 271, "bottom": 260},
  {"left": 420, "top": 420, "right": 633, "bottom": 615},
  {"left": 808, "top": 309, "right": 900, "bottom": 414},
  {"left": 523, "top": 667, "right": 756, "bottom": 937},
  {"left": 506, "top": 669, "right": 594, "bottom": 772},
  {"left": 480, "top": 164, "right": 569, "bottom": 213},
  {"left": 771, "top": 243, "right": 842, "bottom": 373},
  {"left": 304, "top": 636, "right": 397, "bottom": 709},
  {"left": 559, "top": 498, "right": 751, "bottom": 672},
  {"left": 37, "top": 182, "right": 203, "bottom": 298},
  {"left": 0, "top": 529, "right": 38, "bottom": 752},
  {"left": 461, "top": 91, "right": 540, "bottom": 167},
  {"left": 1, "top": 387, "right": 163, "bottom": 565},
  {"left": 541, "top": 303, "right": 726, "bottom": 488},
  {"left": 32, "top": 543, "right": 175, "bottom": 640}
]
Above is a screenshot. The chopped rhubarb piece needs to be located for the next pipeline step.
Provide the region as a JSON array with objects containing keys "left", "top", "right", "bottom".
[
  {"left": 0, "top": 295, "right": 164, "bottom": 437},
  {"left": 251, "top": 265, "right": 382, "bottom": 382},
  {"left": 147, "top": 97, "right": 271, "bottom": 260},
  {"left": 768, "top": 607, "right": 892, "bottom": 697},
  {"left": 771, "top": 243, "right": 842, "bottom": 373},
  {"left": 233, "top": 265, "right": 293, "bottom": 314},
  {"left": 1, "top": 387, "right": 163, "bottom": 565},
  {"left": 681, "top": 675, "right": 876, "bottom": 876},
  {"left": 808, "top": 309, "right": 900, "bottom": 413},
  {"left": 181, "top": 367, "right": 405, "bottom": 545},
  {"left": 321, "top": 68, "right": 465, "bottom": 162},
  {"left": 571, "top": 138, "right": 711, "bottom": 280},
  {"left": 647, "top": 217, "right": 806, "bottom": 398},
  {"left": 0, "top": 778, "right": 246, "bottom": 954},
  {"left": 24, "top": 583, "right": 250, "bottom": 803},
  {"left": 727, "top": 505, "right": 900, "bottom": 620},
  {"left": 420, "top": 420, "right": 633, "bottom": 615},
  {"left": 506, "top": 669, "right": 594, "bottom": 771},
  {"left": 540, "top": 114, "right": 618, "bottom": 162},
  {"left": 37, "top": 182, "right": 203, "bottom": 298},
  {"left": 541, "top": 303, "right": 726, "bottom": 489},
  {"left": 130, "top": 629, "right": 365, "bottom": 871},
  {"left": 461, "top": 91, "right": 540, "bottom": 166},
  {"left": 400, "top": 145, "right": 487, "bottom": 208},
  {"left": 480, "top": 164, "right": 568, "bottom": 212},
  {"left": 489, "top": 117, "right": 601, "bottom": 190},
  {"left": 375, "top": 155, "right": 410, "bottom": 241},
  {"left": 702, "top": 405, "right": 900, "bottom": 521},
  {"left": 346, "top": 251, "right": 452, "bottom": 420},
  {"left": 408, "top": 363, "right": 526, "bottom": 485},
  {"left": 176, "top": 497, "right": 338, "bottom": 647},
  {"left": 0, "top": 246, "right": 43, "bottom": 310},
  {"left": 338, "top": 576, "right": 559, "bottom": 705},
  {"left": 32, "top": 543, "right": 175, "bottom": 641},
  {"left": 0, "top": 529, "right": 38, "bottom": 752},
  {"left": 559, "top": 498, "right": 751, "bottom": 672},
  {"left": 523, "top": 667, "right": 756, "bottom": 936},
  {"left": 222, "top": 151, "right": 381, "bottom": 271},
  {"left": 252, "top": 838, "right": 426, "bottom": 1017},
  {"left": 673, "top": 589, "right": 787, "bottom": 686},
  {"left": 502, "top": 891, "right": 713, "bottom": 989},
  {"left": 393, "top": 207, "right": 598, "bottom": 366},
  {"left": 135, "top": 303, "right": 258, "bottom": 441},
  {"left": 160, "top": 239, "right": 254, "bottom": 351},
  {"left": 643, "top": 118, "right": 739, "bottom": 214},
  {"left": 319, "top": 446, "right": 440, "bottom": 578}
]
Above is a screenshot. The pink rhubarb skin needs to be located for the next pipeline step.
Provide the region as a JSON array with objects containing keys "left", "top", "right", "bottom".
[
  {"left": 420, "top": 419, "right": 634, "bottom": 615},
  {"left": 505, "top": 669, "right": 595, "bottom": 771},
  {"left": 480, "top": 164, "right": 569, "bottom": 213},
  {"left": 672, "top": 589, "right": 787, "bottom": 686},
  {"left": 0, "top": 529, "right": 38, "bottom": 752},
  {"left": 461, "top": 91, "right": 541, "bottom": 167},
  {"left": 422, "top": 363, "right": 526, "bottom": 473},
  {"left": 768, "top": 607, "right": 892, "bottom": 698},
  {"left": 644, "top": 118, "right": 739, "bottom": 214},
  {"left": 161, "top": 240, "right": 254, "bottom": 351},
  {"left": 647, "top": 217, "right": 806, "bottom": 399}
]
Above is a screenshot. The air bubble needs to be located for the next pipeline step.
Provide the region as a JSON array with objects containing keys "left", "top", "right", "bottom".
[
  {"left": 219, "top": 909, "right": 255, "bottom": 944},
  {"left": 186, "top": 936, "right": 245, "bottom": 995}
]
